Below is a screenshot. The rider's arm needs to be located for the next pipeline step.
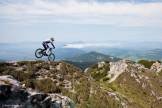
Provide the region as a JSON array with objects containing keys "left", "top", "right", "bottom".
[{"left": 51, "top": 41, "right": 55, "bottom": 49}]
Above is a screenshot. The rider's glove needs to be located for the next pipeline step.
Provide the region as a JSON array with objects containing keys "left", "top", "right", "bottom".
[{"left": 53, "top": 47, "right": 55, "bottom": 49}]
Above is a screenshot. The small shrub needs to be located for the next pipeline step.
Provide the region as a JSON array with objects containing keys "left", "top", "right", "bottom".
[
  {"left": 50, "top": 62, "right": 59, "bottom": 67},
  {"left": 50, "top": 69, "right": 57, "bottom": 74},
  {"left": 35, "top": 62, "right": 50, "bottom": 70},
  {"left": 7, "top": 70, "right": 35, "bottom": 82},
  {"left": 51, "top": 74, "right": 57, "bottom": 79},
  {"left": 62, "top": 88, "right": 69, "bottom": 95},
  {"left": 23, "top": 79, "right": 35, "bottom": 88},
  {"left": 64, "top": 75, "right": 72, "bottom": 80},
  {"left": 0, "top": 62, "right": 11, "bottom": 67},
  {"left": 73, "top": 72, "right": 83, "bottom": 79},
  {"left": 17, "top": 61, "right": 29, "bottom": 66},
  {"left": 107, "top": 84, "right": 116, "bottom": 91},
  {"left": 0, "top": 66, "right": 9, "bottom": 73},
  {"left": 157, "top": 60, "right": 161, "bottom": 63},
  {"left": 142, "top": 69, "right": 145, "bottom": 73},
  {"left": 0, "top": 62, "right": 12, "bottom": 73},
  {"left": 97, "top": 67, "right": 103, "bottom": 71},
  {"left": 42, "top": 63, "right": 50, "bottom": 70},
  {"left": 58, "top": 82, "right": 64, "bottom": 87},
  {"left": 104, "top": 61, "right": 110, "bottom": 64},
  {"left": 31, "top": 60, "right": 44, "bottom": 64},
  {"left": 91, "top": 71, "right": 107, "bottom": 81},
  {"left": 103, "top": 64, "right": 110, "bottom": 72},
  {"left": 103, "top": 77, "right": 110, "bottom": 82},
  {"left": 25, "top": 62, "right": 40, "bottom": 73},
  {"left": 91, "top": 64, "right": 98, "bottom": 69},
  {"left": 35, "top": 64, "right": 43, "bottom": 70},
  {"left": 143, "top": 91, "right": 147, "bottom": 95},
  {"left": 33, "top": 79, "right": 61, "bottom": 93},
  {"left": 9, "top": 70, "right": 24, "bottom": 81},
  {"left": 59, "top": 77, "right": 64, "bottom": 82},
  {"left": 138, "top": 60, "right": 156, "bottom": 69},
  {"left": 158, "top": 71, "right": 162, "bottom": 76},
  {"left": 22, "top": 68, "right": 27, "bottom": 71},
  {"left": 53, "top": 86, "right": 61, "bottom": 93},
  {"left": 90, "top": 63, "right": 109, "bottom": 81}
]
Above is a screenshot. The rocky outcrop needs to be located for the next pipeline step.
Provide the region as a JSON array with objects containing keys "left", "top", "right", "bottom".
[
  {"left": 150, "top": 62, "right": 162, "bottom": 73},
  {"left": 86, "top": 59, "right": 162, "bottom": 108},
  {"left": 0, "top": 75, "right": 20, "bottom": 86},
  {"left": 107, "top": 60, "right": 162, "bottom": 83},
  {"left": 108, "top": 60, "right": 128, "bottom": 83},
  {"left": 0, "top": 75, "right": 75, "bottom": 108}
]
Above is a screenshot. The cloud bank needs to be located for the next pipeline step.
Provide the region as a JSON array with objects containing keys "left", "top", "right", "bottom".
[
  {"left": 63, "top": 43, "right": 122, "bottom": 48},
  {"left": 0, "top": 0, "right": 162, "bottom": 27}
]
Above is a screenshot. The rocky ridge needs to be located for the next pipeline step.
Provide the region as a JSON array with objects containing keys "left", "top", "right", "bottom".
[
  {"left": 87, "top": 60, "right": 162, "bottom": 108},
  {"left": 0, "top": 60, "right": 162, "bottom": 108}
]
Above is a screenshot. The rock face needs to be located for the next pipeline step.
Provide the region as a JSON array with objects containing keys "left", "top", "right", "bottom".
[
  {"left": 0, "top": 75, "right": 20, "bottom": 86},
  {"left": 151, "top": 62, "right": 162, "bottom": 73},
  {"left": 87, "top": 60, "right": 162, "bottom": 108},
  {"left": 0, "top": 75, "right": 75, "bottom": 108},
  {"left": 108, "top": 60, "right": 128, "bottom": 83}
]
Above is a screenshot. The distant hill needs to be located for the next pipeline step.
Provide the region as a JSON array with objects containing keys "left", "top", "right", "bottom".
[
  {"left": 65, "top": 51, "right": 122, "bottom": 62},
  {"left": 141, "top": 49, "right": 162, "bottom": 60},
  {"left": 96, "top": 48, "right": 162, "bottom": 61},
  {"left": 63, "top": 60, "right": 96, "bottom": 71}
]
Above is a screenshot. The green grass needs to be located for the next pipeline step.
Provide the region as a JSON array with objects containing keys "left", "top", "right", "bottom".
[
  {"left": 138, "top": 60, "right": 156, "bottom": 69},
  {"left": 34, "top": 79, "right": 61, "bottom": 93},
  {"left": 99, "top": 80, "right": 149, "bottom": 108},
  {"left": 88, "top": 62, "right": 110, "bottom": 81},
  {"left": 102, "top": 76, "right": 110, "bottom": 82},
  {"left": 158, "top": 71, "right": 162, "bottom": 76}
]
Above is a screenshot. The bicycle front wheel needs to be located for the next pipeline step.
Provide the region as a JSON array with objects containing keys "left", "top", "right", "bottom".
[
  {"left": 48, "top": 53, "right": 55, "bottom": 61},
  {"left": 35, "top": 48, "right": 43, "bottom": 58}
]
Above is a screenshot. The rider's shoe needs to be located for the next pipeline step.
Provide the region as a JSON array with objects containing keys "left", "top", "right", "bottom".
[
  {"left": 43, "top": 52, "right": 48, "bottom": 56},
  {"left": 44, "top": 53, "right": 48, "bottom": 56}
]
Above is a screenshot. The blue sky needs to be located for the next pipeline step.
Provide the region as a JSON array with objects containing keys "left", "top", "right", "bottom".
[{"left": 0, "top": 0, "right": 162, "bottom": 43}]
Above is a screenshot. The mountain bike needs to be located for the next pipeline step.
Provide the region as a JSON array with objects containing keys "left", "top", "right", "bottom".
[{"left": 35, "top": 48, "right": 55, "bottom": 61}]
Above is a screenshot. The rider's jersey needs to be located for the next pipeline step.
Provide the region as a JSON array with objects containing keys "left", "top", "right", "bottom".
[{"left": 43, "top": 39, "right": 55, "bottom": 48}]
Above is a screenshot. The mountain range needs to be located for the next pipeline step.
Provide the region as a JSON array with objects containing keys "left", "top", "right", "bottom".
[{"left": 0, "top": 41, "right": 162, "bottom": 62}]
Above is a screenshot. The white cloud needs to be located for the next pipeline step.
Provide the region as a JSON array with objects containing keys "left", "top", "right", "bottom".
[
  {"left": 0, "top": 0, "right": 162, "bottom": 27},
  {"left": 63, "top": 43, "right": 122, "bottom": 48}
]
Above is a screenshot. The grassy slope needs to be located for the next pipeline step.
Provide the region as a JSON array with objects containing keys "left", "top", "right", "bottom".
[
  {"left": 0, "top": 60, "right": 122, "bottom": 108},
  {"left": 87, "top": 60, "right": 162, "bottom": 108},
  {"left": 1, "top": 60, "right": 162, "bottom": 108}
]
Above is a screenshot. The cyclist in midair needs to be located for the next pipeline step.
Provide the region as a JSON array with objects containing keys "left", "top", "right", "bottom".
[{"left": 42, "top": 37, "right": 55, "bottom": 55}]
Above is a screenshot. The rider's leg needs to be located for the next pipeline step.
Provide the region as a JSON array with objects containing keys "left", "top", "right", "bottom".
[
  {"left": 46, "top": 45, "right": 49, "bottom": 55},
  {"left": 42, "top": 43, "right": 47, "bottom": 52}
]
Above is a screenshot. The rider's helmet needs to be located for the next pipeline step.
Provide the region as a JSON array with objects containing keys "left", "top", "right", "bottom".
[{"left": 50, "top": 37, "right": 54, "bottom": 41}]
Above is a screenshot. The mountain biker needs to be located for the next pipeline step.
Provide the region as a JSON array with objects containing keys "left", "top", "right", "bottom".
[{"left": 42, "top": 37, "right": 55, "bottom": 55}]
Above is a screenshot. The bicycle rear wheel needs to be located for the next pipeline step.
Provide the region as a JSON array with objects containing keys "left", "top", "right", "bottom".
[
  {"left": 35, "top": 48, "right": 43, "bottom": 58},
  {"left": 48, "top": 53, "right": 55, "bottom": 61}
]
